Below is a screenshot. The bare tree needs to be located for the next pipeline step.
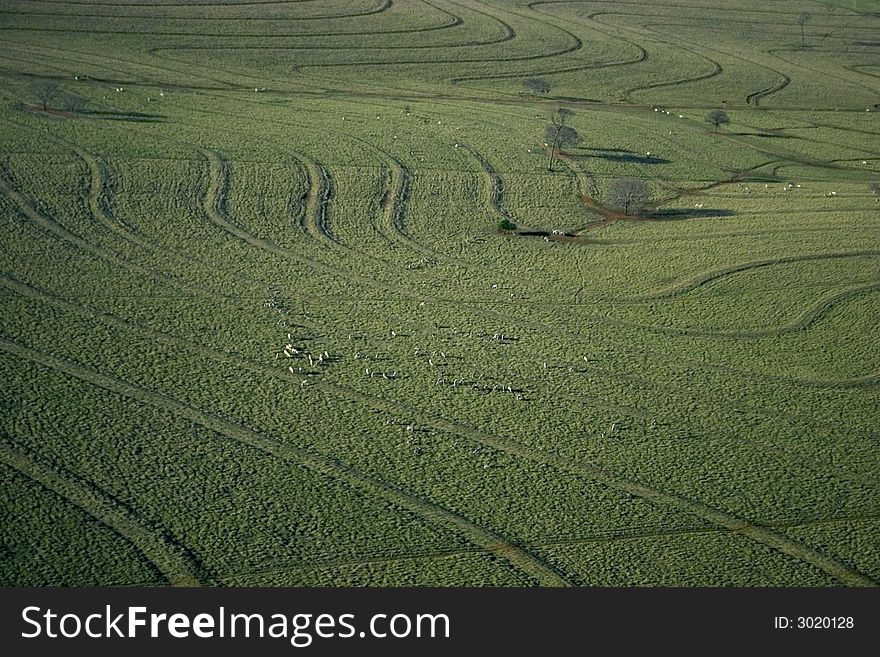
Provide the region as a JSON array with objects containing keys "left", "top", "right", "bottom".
[
  {"left": 820, "top": 4, "right": 836, "bottom": 41},
  {"left": 797, "top": 13, "right": 810, "bottom": 48},
  {"left": 30, "top": 80, "right": 59, "bottom": 111},
  {"left": 544, "top": 108, "right": 579, "bottom": 171},
  {"left": 61, "top": 92, "right": 87, "bottom": 113},
  {"left": 523, "top": 77, "right": 550, "bottom": 96},
  {"left": 705, "top": 109, "right": 730, "bottom": 130},
  {"left": 606, "top": 178, "right": 650, "bottom": 215}
]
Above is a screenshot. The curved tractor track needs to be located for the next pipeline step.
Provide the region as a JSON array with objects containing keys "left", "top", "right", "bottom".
[
  {"left": 0, "top": 438, "right": 210, "bottom": 586},
  {"left": 0, "top": 334, "right": 572, "bottom": 588},
  {"left": 3, "top": 276, "right": 875, "bottom": 587},
  {"left": 627, "top": 251, "right": 880, "bottom": 301}
]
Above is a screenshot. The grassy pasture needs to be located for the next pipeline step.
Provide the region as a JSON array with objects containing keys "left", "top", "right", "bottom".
[{"left": 0, "top": 0, "right": 878, "bottom": 587}]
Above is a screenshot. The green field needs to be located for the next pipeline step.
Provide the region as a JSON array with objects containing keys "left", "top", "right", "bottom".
[{"left": 0, "top": 0, "right": 878, "bottom": 587}]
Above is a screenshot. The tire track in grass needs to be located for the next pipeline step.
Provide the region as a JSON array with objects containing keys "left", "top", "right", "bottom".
[
  {"left": 7, "top": 0, "right": 394, "bottom": 22},
  {"left": 0, "top": 167, "right": 214, "bottom": 299},
  {"left": 5, "top": 278, "right": 874, "bottom": 587},
  {"left": 626, "top": 281, "right": 880, "bottom": 339},
  {"left": 462, "top": 144, "right": 516, "bottom": 224},
  {"left": 450, "top": 0, "right": 648, "bottom": 84},
  {"left": 198, "top": 148, "right": 428, "bottom": 292},
  {"left": 151, "top": 0, "right": 576, "bottom": 73},
  {"left": 12, "top": 253, "right": 880, "bottom": 496},
  {"left": 222, "top": 511, "right": 880, "bottom": 584},
  {"left": 191, "top": 141, "right": 877, "bottom": 391},
  {"left": 634, "top": 19, "right": 794, "bottom": 107},
  {"left": 745, "top": 72, "right": 791, "bottom": 107},
  {"left": 202, "top": 148, "right": 405, "bottom": 279},
  {"left": 35, "top": 1, "right": 479, "bottom": 44},
  {"left": 0, "top": 437, "right": 210, "bottom": 586},
  {"left": 366, "top": 142, "right": 479, "bottom": 268},
  {"left": 70, "top": 146, "right": 271, "bottom": 295},
  {"left": 197, "top": 153, "right": 880, "bottom": 389},
  {"left": 315, "top": 383, "right": 880, "bottom": 587},
  {"left": 288, "top": 152, "right": 319, "bottom": 237},
  {"left": 626, "top": 251, "right": 880, "bottom": 301},
  {"left": 0, "top": 337, "right": 573, "bottom": 588}
]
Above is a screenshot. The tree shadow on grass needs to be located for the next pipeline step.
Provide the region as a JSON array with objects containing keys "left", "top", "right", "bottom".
[
  {"left": 576, "top": 148, "right": 671, "bottom": 165},
  {"left": 640, "top": 208, "right": 736, "bottom": 220},
  {"left": 79, "top": 109, "right": 166, "bottom": 122}
]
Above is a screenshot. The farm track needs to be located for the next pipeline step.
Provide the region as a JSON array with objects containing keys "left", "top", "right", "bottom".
[
  {"left": 11, "top": 264, "right": 876, "bottom": 483},
  {"left": 2, "top": 0, "right": 457, "bottom": 35},
  {"left": 197, "top": 150, "right": 880, "bottom": 390},
  {"left": 627, "top": 250, "right": 880, "bottom": 301},
  {"left": 295, "top": 384, "right": 880, "bottom": 588},
  {"left": 71, "top": 146, "right": 274, "bottom": 296},
  {"left": 619, "top": 18, "right": 795, "bottom": 106},
  {"left": 626, "top": 281, "right": 880, "bottom": 340},
  {"left": 6, "top": 139, "right": 873, "bottom": 395},
  {"left": 0, "top": 43, "right": 248, "bottom": 91},
  {"left": 0, "top": 167, "right": 217, "bottom": 299},
  {"left": 0, "top": 438, "right": 210, "bottom": 586},
  {"left": 201, "top": 148, "right": 404, "bottom": 283},
  {"left": 27, "top": 0, "right": 398, "bottom": 23},
  {"left": 463, "top": 144, "right": 516, "bottom": 223},
  {"left": 222, "top": 511, "right": 880, "bottom": 583},
  {"left": 0, "top": 335, "right": 573, "bottom": 587},
  {"left": 359, "top": 139, "right": 478, "bottom": 269},
  {"left": 3, "top": 276, "right": 875, "bottom": 586},
  {"left": 767, "top": 48, "right": 880, "bottom": 100},
  {"left": 450, "top": 0, "right": 641, "bottom": 85},
  {"left": 147, "top": 0, "right": 582, "bottom": 73}
]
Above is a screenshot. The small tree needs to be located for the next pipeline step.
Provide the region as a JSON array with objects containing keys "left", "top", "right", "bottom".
[
  {"left": 523, "top": 77, "right": 550, "bottom": 96},
  {"left": 705, "top": 109, "right": 730, "bottom": 130},
  {"left": 545, "top": 108, "right": 579, "bottom": 171},
  {"left": 797, "top": 13, "right": 810, "bottom": 48},
  {"left": 30, "top": 80, "right": 59, "bottom": 111},
  {"left": 498, "top": 218, "right": 517, "bottom": 231},
  {"left": 606, "top": 178, "right": 650, "bottom": 215},
  {"left": 61, "top": 92, "right": 87, "bottom": 113},
  {"left": 870, "top": 182, "right": 880, "bottom": 196}
]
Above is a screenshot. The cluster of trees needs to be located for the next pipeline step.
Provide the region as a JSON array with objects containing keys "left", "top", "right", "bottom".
[
  {"left": 795, "top": 6, "right": 838, "bottom": 49},
  {"left": 28, "top": 80, "right": 86, "bottom": 113},
  {"left": 511, "top": 77, "right": 757, "bottom": 226}
]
